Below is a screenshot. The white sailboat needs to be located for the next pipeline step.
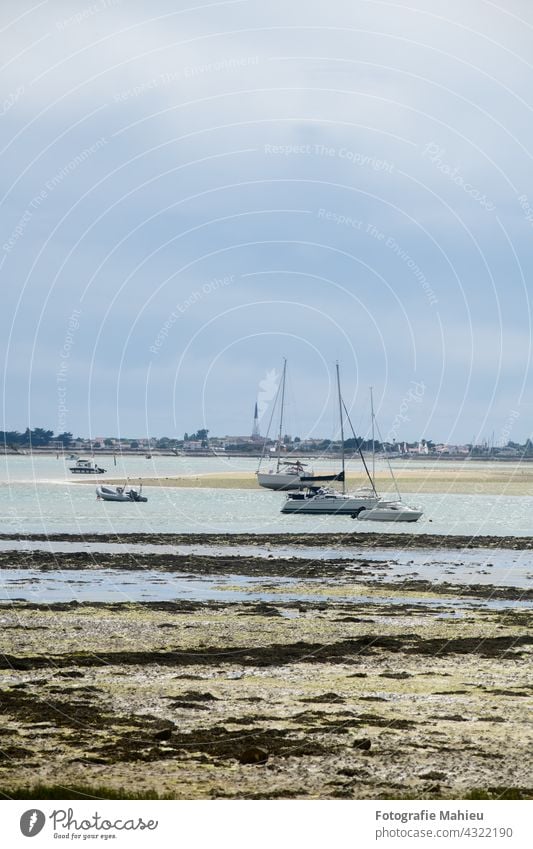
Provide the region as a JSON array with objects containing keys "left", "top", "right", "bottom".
[
  {"left": 256, "top": 359, "right": 344, "bottom": 491},
  {"left": 281, "top": 364, "right": 379, "bottom": 515},
  {"left": 355, "top": 388, "right": 423, "bottom": 523}
]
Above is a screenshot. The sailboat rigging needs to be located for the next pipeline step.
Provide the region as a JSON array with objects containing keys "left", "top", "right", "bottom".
[
  {"left": 353, "top": 389, "right": 423, "bottom": 523},
  {"left": 281, "top": 363, "right": 379, "bottom": 514},
  {"left": 256, "top": 359, "right": 344, "bottom": 491}
]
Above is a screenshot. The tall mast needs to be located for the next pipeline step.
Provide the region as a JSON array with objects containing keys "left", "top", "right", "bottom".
[
  {"left": 336, "top": 362, "right": 346, "bottom": 494},
  {"left": 276, "top": 358, "right": 287, "bottom": 472},
  {"left": 370, "top": 385, "right": 375, "bottom": 484}
]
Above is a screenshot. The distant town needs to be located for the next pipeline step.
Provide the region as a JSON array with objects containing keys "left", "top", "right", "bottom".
[{"left": 1, "top": 427, "right": 532, "bottom": 459}]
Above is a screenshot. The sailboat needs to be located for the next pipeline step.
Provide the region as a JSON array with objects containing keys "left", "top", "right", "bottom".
[
  {"left": 281, "top": 364, "right": 379, "bottom": 514},
  {"left": 355, "top": 388, "right": 423, "bottom": 523},
  {"left": 256, "top": 359, "right": 344, "bottom": 491}
]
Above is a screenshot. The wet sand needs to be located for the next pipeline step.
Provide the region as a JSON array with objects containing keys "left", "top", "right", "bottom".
[
  {"left": 0, "top": 545, "right": 531, "bottom": 800},
  {"left": 70, "top": 464, "right": 533, "bottom": 495}
]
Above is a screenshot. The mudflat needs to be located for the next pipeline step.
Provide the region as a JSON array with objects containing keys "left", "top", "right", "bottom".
[{"left": 0, "top": 545, "right": 531, "bottom": 800}]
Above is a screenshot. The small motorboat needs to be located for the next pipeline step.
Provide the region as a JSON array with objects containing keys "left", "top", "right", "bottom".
[
  {"left": 354, "top": 500, "right": 423, "bottom": 522},
  {"left": 70, "top": 458, "right": 106, "bottom": 474},
  {"left": 96, "top": 484, "right": 147, "bottom": 503}
]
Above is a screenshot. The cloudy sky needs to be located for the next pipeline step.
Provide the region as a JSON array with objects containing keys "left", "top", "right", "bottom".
[{"left": 2, "top": 0, "right": 533, "bottom": 444}]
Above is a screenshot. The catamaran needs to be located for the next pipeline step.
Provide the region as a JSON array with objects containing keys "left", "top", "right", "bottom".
[
  {"left": 281, "top": 364, "right": 379, "bottom": 515},
  {"left": 256, "top": 359, "right": 344, "bottom": 491}
]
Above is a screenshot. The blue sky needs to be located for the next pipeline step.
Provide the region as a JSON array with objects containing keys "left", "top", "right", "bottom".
[{"left": 1, "top": 0, "right": 533, "bottom": 444}]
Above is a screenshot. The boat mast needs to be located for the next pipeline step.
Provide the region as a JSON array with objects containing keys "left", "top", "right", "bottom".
[
  {"left": 336, "top": 362, "right": 346, "bottom": 494},
  {"left": 370, "top": 385, "right": 376, "bottom": 484},
  {"left": 276, "top": 358, "right": 287, "bottom": 473},
  {"left": 342, "top": 399, "right": 377, "bottom": 496}
]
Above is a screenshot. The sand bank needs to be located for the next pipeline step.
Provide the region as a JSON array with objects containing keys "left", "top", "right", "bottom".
[{"left": 71, "top": 464, "right": 533, "bottom": 495}]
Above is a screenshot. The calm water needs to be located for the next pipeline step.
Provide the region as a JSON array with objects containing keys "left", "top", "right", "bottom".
[
  {"left": 0, "top": 541, "right": 531, "bottom": 588},
  {"left": 1, "top": 455, "right": 532, "bottom": 537},
  {"left": 1, "top": 568, "right": 526, "bottom": 610}
]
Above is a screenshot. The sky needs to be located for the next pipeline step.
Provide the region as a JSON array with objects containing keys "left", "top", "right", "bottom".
[{"left": 1, "top": 0, "right": 533, "bottom": 445}]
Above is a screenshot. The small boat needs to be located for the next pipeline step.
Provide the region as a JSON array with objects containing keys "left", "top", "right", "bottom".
[
  {"left": 70, "top": 458, "right": 106, "bottom": 474},
  {"left": 96, "top": 484, "right": 147, "bottom": 502},
  {"left": 355, "top": 500, "right": 423, "bottom": 522}
]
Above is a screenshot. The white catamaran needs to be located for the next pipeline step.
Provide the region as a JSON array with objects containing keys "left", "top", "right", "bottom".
[{"left": 256, "top": 359, "right": 344, "bottom": 491}]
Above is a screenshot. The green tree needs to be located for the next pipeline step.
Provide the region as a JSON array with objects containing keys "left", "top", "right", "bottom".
[{"left": 26, "top": 428, "right": 54, "bottom": 446}]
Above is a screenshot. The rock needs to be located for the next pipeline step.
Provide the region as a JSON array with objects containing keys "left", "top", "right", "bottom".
[
  {"left": 380, "top": 671, "right": 411, "bottom": 680},
  {"left": 352, "top": 738, "right": 371, "bottom": 750},
  {"left": 56, "top": 670, "right": 84, "bottom": 679},
  {"left": 301, "top": 692, "right": 344, "bottom": 704},
  {"left": 152, "top": 725, "right": 175, "bottom": 741},
  {"left": 239, "top": 746, "right": 269, "bottom": 765}
]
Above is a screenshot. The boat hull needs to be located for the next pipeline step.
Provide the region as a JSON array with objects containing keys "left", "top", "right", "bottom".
[
  {"left": 257, "top": 471, "right": 344, "bottom": 491},
  {"left": 96, "top": 486, "right": 147, "bottom": 502},
  {"left": 357, "top": 502, "right": 422, "bottom": 522},
  {"left": 281, "top": 493, "right": 378, "bottom": 514},
  {"left": 257, "top": 472, "right": 303, "bottom": 491}
]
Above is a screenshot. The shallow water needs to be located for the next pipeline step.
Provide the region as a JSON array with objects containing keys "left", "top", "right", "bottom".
[
  {"left": 0, "top": 568, "right": 525, "bottom": 611},
  {"left": 0, "top": 541, "right": 531, "bottom": 588},
  {"left": 1, "top": 456, "right": 533, "bottom": 537}
]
